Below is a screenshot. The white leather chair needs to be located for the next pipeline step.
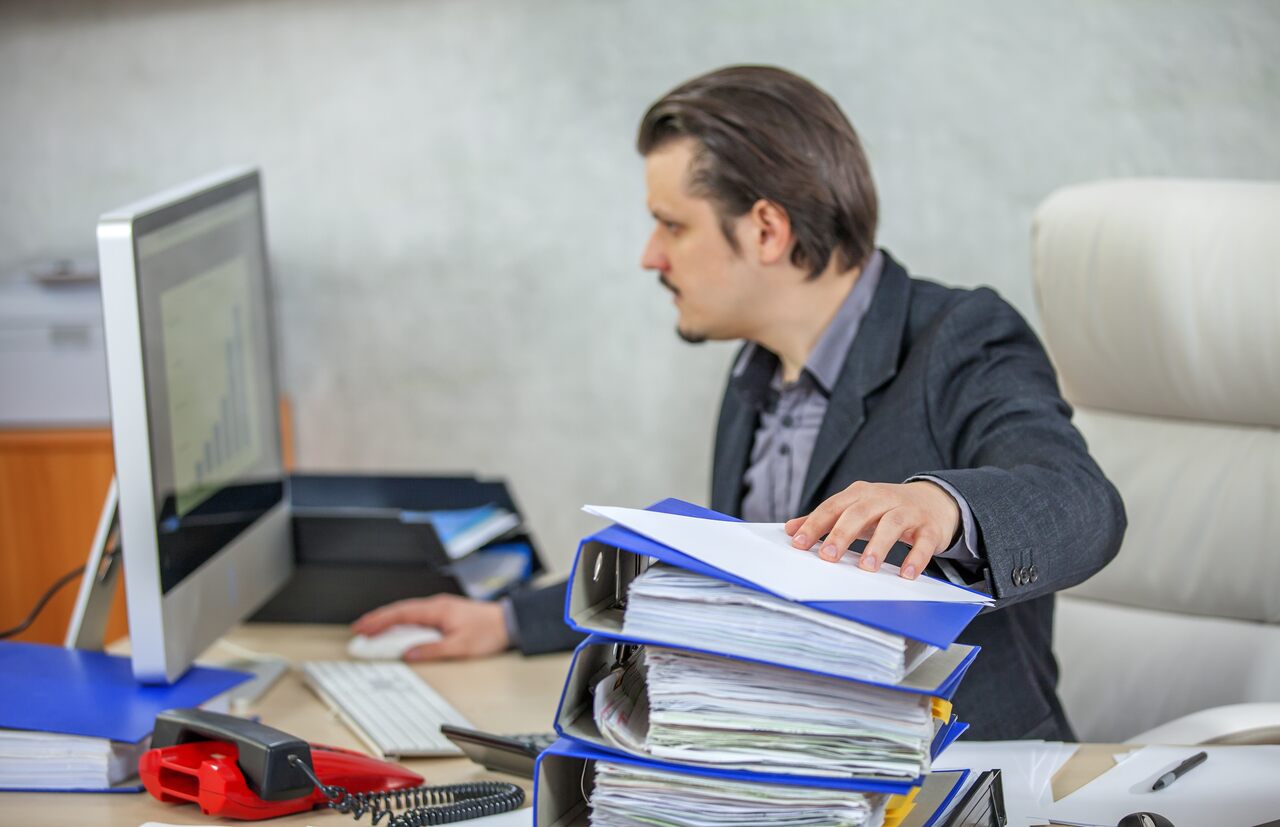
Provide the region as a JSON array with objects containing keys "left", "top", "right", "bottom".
[{"left": 1031, "top": 179, "right": 1280, "bottom": 744}]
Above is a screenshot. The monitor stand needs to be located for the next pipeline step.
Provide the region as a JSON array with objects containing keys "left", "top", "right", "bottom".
[
  {"left": 64, "top": 477, "right": 288, "bottom": 705},
  {"left": 64, "top": 477, "right": 121, "bottom": 651}
]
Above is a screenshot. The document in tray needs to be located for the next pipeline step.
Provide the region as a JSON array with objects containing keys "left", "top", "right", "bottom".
[
  {"left": 584, "top": 505, "right": 991, "bottom": 605},
  {"left": 402, "top": 503, "right": 521, "bottom": 560}
]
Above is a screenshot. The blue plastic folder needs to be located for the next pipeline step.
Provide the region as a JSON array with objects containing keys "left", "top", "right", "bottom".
[
  {"left": 0, "top": 642, "right": 251, "bottom": 743},
  {"left": 552, "top": 634, "right": 970, "bottom": 793},
  {"left": 533, "top": 738, "right": 972, "bottom": 827},
  {"left": 568, "top": 497, "right": 986, "bottom": 650}
]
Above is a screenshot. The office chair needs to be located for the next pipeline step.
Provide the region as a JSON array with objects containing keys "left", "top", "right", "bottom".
[{"left": 1031, "top": 178, "right": 1280, "bottom": 744}]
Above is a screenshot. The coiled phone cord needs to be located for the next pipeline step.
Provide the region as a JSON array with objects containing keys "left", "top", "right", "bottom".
[{"left": 289, "top": 754, "right": 525, "bottom": 825}]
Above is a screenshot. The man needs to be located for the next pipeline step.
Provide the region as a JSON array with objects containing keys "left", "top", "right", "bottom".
[{"left": 355, "top": 66, "right": 1126, "bottom": 741}]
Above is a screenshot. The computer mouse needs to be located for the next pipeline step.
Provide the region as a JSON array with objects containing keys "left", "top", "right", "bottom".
[
  {"left": 347, "top": 624, "right": 444, "bottom": 660},
  {"left": 1117, "top": 813, "right": 1174, "bottom": 827}
]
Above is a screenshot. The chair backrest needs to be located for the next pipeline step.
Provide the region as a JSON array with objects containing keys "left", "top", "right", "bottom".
[{"left": 1031, "top": 179, "right": 1280, "bottom": 741}]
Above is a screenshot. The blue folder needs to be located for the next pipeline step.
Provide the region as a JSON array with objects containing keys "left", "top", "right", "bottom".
[
  {"left": 0, "top": 642, "right": 251, "bottom": 743},
  {"left": 553, "top": 635, "right": 969, "bottom": 792},
  {"left": 568, "top": 497, "right": 986, "bottom": 650},
  {"left": 538, "top": 735, "right": 917, "bottom": 796},
  {"left": 534, "top": 739, "right": 970, "bottom": 827}
]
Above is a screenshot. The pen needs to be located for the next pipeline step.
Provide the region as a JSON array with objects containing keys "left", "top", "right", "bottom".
[{"left": 1151, "top": 750, "right": 1208, "bottom": 791}]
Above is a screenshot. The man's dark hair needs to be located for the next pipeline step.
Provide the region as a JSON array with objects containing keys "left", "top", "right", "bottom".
[{"left": 637, "top": 65, "right": 878, "bottom": 278}]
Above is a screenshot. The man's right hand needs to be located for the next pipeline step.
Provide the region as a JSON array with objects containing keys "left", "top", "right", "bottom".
[{"left": 350, "top": 594, "right": 510, "bottom": 662}]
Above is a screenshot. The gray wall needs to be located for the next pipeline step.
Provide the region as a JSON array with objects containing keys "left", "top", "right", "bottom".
[{"left": 3, "top": 0, "right": 1278, "bottom": 570}]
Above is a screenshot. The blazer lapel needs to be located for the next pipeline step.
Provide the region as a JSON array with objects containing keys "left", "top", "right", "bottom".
[
  {"left": 710, "top": 401, "right": 755, "bottom": 515},
  {"left": 798, "top": 254, "right": 913, "bottom": 510},
  {"left": 710, "top": 344, "right": 775, "bottom": 515}
]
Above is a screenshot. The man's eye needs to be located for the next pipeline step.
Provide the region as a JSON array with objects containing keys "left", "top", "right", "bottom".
[{"left": 664, "top": 222, "right": 680, "bottom": 234}]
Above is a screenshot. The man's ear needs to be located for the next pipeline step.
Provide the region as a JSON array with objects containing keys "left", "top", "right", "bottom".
[{"left": 747, "top": 199, "right": 793, "bottom": 265}]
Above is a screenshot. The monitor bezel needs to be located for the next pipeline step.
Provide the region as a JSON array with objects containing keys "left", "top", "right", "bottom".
[{"left": 97, "top": 167, "right": 293, "bottom": 684}]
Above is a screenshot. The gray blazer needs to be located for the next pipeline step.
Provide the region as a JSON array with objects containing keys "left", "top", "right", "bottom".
[{"left": 513, "top": 251, "right": 1126, "bottom": 740}]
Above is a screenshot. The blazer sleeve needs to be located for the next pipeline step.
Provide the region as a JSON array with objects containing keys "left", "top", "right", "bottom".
[
  {"left": 918, "top": 288, "right": 1126, "bottom": 607},
  {"left": 507, "top": 579, "right": 586, "bottom": 655}
]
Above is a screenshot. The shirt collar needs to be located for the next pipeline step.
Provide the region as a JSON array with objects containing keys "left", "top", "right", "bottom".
[{"left": 731, "top": 249, "right": 884, "bottom": 405}]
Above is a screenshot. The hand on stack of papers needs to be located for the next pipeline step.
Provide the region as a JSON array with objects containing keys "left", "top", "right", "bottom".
[
  {"left": 589, "top": 760, "right": 884, "bottom": 827},
  {"left": 594, "top": 646, "right": 935, "bottom": 781},
  {"left": 621, "top": 567, "right": 935, "bottom": 684}
]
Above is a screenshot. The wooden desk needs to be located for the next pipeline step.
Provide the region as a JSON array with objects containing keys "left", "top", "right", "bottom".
[{"left": 2, "top": 624, "right": 570, "bottom": 827}]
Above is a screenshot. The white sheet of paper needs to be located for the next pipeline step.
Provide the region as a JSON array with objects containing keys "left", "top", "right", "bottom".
[
  {"left": 1039, "top": 745, "right": 1280, "bottom": 826},
  {"left": 584, "top": 505, "right": 991, "bottom": 605}
]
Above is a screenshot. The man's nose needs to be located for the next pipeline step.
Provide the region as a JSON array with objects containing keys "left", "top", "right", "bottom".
[{"left": 641, "top": 231, "right": 668, "bottom": 272}]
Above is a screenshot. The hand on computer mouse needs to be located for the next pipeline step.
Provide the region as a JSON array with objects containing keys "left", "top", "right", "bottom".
[
  {"left": 1117, "top": 813, "right": 1174, "bottom": 827},
  {"left": 351, "top": 594, "right": 509, "bottom": 661},
  {"left": 347, "top": 624, "right": 444, "bottom": 660}
]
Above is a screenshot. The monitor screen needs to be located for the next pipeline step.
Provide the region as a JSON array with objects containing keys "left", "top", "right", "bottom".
[
  {"left": 98, "top": 167, "right": 292, "bottom": 683},
  {"left": 134, "top": 184, "right": 283, "bottom": 593}
]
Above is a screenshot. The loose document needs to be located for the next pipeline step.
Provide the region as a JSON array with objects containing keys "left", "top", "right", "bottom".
[{"left": 584, "top": 505, "right": 991, "bottom": 606}]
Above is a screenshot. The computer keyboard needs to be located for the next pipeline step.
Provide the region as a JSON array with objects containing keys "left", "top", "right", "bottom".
[{"left": 300, "top": 660, "right": 473, "bottom": 758}]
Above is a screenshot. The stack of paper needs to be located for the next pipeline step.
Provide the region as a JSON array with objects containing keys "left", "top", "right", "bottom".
[
  {"left": 595, "top": 645, "right": 936, "bottom": 781},
  {"left": 534, "top": 499, "right": 988, "bottom": 827},
  {"left": 623, "top": 567, "right": 934, "bottom": 684},
  {"left": 0, "top": 642, "right": 250, "bottom": 793},
  {"left": 590, "top": 760, "right": 883, "bottom": 827},
  {"left": 0, "top": 729, "right": 147, "bottom": 791}
]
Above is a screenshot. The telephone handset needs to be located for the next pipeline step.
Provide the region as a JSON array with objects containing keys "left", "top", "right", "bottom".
[{"left": 140, "top": 708, "right": 525, "bottom": 822}]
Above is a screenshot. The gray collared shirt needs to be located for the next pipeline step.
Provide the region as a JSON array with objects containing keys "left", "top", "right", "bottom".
[{"left": 735, "top": 250, "right": 980, "bottom": 566}]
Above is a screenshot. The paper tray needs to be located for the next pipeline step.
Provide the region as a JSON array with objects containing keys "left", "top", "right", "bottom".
[{"left": 252, "top": 473, "right": 544, "bottom": 623}]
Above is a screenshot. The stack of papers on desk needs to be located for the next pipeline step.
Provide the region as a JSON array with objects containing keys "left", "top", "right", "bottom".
[
  {"left": 0, "top": 641, "right": 249, "bottom": 793},
  {"left": 595, "top": 646, "right": 936, "bottom": 781},
  {"left": 622, "top": 567, "right": 935, "bottom": 684},
  {"left": 0, "top": 729, "right": 147, "bottom": 791},
  {"left": 590, "top": 760, "right": 884, "bottom": 827},
  {"left": 539, "top": 499, "right": 988, "bottom": 827}
]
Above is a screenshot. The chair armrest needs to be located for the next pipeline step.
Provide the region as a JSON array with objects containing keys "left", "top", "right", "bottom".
[{"left": 1125, "top": 703, "right": 1280, "bottom": 745}]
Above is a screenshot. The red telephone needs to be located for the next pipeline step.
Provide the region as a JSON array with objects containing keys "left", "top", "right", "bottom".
[{"left": 140, "top": 708, "right": 523, "bottom": 822}]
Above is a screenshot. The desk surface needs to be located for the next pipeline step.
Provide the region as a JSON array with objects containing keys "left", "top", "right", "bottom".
[{"left": 2, "top": 623, "right": 572, "bottom": 827}]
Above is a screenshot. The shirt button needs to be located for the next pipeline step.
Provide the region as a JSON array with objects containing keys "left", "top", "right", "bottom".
[
  {"left": 781, "top": 415, "right": 794, "bottom": 428},
  {"left": 779, "top": 444, "right": 791, "bottom": 456}
]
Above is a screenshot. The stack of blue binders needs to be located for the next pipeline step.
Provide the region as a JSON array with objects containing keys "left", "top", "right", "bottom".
[{"left": 531, "top": 499, "right": 990, "bottom": 827}]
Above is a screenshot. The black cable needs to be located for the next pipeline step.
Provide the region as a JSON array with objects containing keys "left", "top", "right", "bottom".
[
  {"left": 289, "top": 755, "right": 525, "bottom": 825},
  {"left": 0, "top": 564, "right": 85, "bottom": 640}
]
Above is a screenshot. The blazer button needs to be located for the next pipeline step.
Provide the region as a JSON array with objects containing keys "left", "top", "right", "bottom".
[
  {"left": 1029, "top": 565, "right": 1039, "bottom": 583},
  {"left": 1011, "top": 568, "right": 1022, "bottom": 586}
]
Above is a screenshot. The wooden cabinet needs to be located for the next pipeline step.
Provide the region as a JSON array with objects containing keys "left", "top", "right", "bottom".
[
  {"left": 0, "top": 428, "right": 127, "bottom": 645},
  {"left": 0, "top": 399, "right": 294, "bottom": 645}
]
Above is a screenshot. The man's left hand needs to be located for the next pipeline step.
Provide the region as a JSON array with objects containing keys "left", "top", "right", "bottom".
[{"left": 784, "top": 480, "right": 960, "bottom": 579}]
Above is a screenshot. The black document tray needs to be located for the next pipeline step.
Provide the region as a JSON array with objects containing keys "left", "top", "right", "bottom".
[{"left": 250, "top": 473, "right": 544, "bottom": 623}]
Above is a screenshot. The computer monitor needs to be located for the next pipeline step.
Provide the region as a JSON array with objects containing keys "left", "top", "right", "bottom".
[{"left": 93, "top": 167, "right": 293, "bottom": 684}]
